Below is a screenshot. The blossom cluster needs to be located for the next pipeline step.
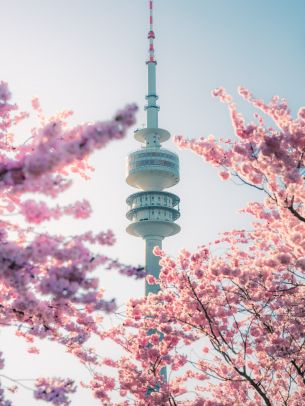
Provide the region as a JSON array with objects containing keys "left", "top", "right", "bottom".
[
  {"left": 97, "top": 89, "right": 305, "bottom": 405},
  {"left": 0, "top": 82, "right": 140, "bottom": 404},
  {"left": 34, "top": 378, "right": 76, "bottom": 406}
]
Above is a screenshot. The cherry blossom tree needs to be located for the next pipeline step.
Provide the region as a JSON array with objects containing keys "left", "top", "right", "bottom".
[
  {"left": 98, "top": 88, "right": 305, "bottom": 405},
  {"left": 0, "top": 81, "right": 144, "bottom": 405}
]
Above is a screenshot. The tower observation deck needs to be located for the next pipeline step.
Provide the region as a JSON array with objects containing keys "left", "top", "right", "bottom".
[{"left": 126, "top": 0, "right": 180, "bottom": 296}]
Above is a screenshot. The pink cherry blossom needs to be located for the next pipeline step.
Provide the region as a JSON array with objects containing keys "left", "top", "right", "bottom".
[
  {"left": 98, "top": 88, "right": 305, "bottom": 405},
  {"left": 34, "top": 378, "right": 76, "bottom": 405},
  {"left": 0, "top": 82, "right": 142, "bottom": 404}
]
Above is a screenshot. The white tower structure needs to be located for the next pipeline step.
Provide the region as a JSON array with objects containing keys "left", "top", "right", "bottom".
[{"left": 126, "top": 0, "right": 180, "bottom": 296}]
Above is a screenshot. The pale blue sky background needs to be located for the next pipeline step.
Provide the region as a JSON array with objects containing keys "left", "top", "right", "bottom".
[{"left": 1, "top": 0, "right": 305, "bottom": 404}]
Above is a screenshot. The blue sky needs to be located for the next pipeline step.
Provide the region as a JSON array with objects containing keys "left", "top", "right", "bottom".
[{"left": 1, "top": 1, "right": 305, "bottom": 404}]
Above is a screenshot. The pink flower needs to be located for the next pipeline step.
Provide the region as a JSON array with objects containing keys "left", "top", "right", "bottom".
[
  {"left": 28, "top": 346, "right": 40, "bottom": 354},
  {"left": 297, "top": 106, "right": 305, "bottom": 120},
  {"left": 219, "top": 171, "right": 230, "bottom": 180},
  {"left": 146, "top": 275, "right": 157, "bottom": 285},
  {"left": 0, "top": 81, "right": 11, "bottom": 103},
  {"left": 34, "top": 378, "right": 76, "bottom": 405}
]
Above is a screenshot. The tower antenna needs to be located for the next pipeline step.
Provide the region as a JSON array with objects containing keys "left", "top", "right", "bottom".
[{"left": 148, "top": 0, "right": 156, "bottom": 63}]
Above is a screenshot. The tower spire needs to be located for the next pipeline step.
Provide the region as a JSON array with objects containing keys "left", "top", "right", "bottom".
[{"left": 145, "top": 0, "right": 159, "bottom": 129}]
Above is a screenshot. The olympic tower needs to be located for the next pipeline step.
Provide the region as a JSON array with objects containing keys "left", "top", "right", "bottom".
[{"left": 126, "top": 0, "right": 180, "bottom": 295}]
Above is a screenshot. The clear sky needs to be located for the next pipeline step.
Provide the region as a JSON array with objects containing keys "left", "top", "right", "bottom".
[{"left": 1, "top": 0, "right": 305, "bottom": 404}]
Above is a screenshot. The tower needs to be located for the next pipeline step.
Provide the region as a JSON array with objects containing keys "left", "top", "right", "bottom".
[{"left": 126, "top": 0, "right": 180, "bottom": 296}]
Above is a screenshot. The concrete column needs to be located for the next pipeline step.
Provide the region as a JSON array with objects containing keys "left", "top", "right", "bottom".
[
  {"left": 144, "top": 235, "right": 167, "bottom": 386},
  {"left": 148, "top": 62, "right": 157, "bottom": 95},
  {"left": 146, "top": 62, "right": 159, "bottom": 128},
  {"left": 145, "top": 236, "right": 163, "bottom": 296}
]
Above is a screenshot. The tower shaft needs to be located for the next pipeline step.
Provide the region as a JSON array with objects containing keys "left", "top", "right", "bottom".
[
  {"left": 145, "top": 236, "right": 163, "bottom": 295},
  {"left": 126, "top": 0, "right": 180, "bottom": 292},
  {"left": 125, "top": 1, "right": 180, "bottom": 386},
  {"left": 146, "top": 62, "right": 159, "bottom": 128}
]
